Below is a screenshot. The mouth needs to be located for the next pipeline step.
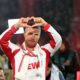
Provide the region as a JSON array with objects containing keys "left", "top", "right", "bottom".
[{"left": 29, "top": 40, "right": 35, "bottom": 42}]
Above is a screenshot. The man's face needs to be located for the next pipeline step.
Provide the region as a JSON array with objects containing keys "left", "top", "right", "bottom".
[{"left": 24, "top": 27, "right": 40, "bottom": 48}]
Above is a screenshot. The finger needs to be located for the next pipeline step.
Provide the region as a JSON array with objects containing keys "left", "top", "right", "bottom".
[
  {"left": 31, "top": 16, "right": 35, "bottom": 20},
  {"left": 19, "top": 18, "right": 27, "bottom": 24},
  {"left": 20, "top": 23, "right": 31, "bottom": 28},
  {"left": 34, "top": 18, "right": 42, "bottom": 23},
  {"left": 26, "top": 17, "right": 31, "bottom": 22},
  {"left": 32, "top": 23, "right": 42, "bottom": 27}
]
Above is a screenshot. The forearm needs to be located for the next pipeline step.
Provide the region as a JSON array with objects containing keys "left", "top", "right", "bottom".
[
  {"left": 42, "top": 24, "right": 62, "bottom": 56},
  {"left": 0, "top": 17, "right": 29, "bottom": 43},
  {"left": 0, "top": 25, "right": 19, "bottom": 61},
  {"left": 43, "top": 24, "right": 62, "bottom": 44}
]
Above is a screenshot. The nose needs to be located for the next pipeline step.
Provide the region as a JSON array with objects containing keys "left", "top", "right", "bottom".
[{"left": 31, "top": 34, "right": 35, "bottom": 39}]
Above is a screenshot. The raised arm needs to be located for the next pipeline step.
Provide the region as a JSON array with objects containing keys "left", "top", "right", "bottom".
[
  {"left": 42, "top": 24, "right": 62, "bottom": 56},
  {"left": 0, "top": 18, "right": 30, "bottom": 60},
  {"left": 32, "top": 17, "right": 62, "bottom": 56}
]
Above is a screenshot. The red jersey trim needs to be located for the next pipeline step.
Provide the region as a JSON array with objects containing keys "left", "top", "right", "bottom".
[
  {"left": 43, "top": 24, "right": 50, "bottom": 31},
  {"left": 13, "top": 49, "right": 20, "bottom": 57},
  {"left": 42, "top": 48, "right": 50, "bottom": 72}
]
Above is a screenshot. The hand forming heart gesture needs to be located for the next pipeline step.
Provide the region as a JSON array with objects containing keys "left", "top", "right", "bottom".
[{"left": 14, "top": 17, "right": 48, "bottom": 29}]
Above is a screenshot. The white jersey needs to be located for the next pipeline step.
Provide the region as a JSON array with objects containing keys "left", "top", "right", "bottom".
[{"left": 0, "top": 24, "right": 62, "bottom": 80}]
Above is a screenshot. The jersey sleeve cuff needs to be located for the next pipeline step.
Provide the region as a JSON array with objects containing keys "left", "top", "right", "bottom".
[{"left": 43, "top": 24, "right": 50, "bottom": 31}]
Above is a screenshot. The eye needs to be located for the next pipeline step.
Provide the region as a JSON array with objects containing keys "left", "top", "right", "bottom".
[
  {"left": 28, "top": 32, "right": 33, "bottom": 35},
  {"left": 35, "top": 34, "right": 38, "bottom": 35}
]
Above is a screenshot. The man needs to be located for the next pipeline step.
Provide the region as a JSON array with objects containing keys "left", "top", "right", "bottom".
[{"left": 0, "top": 17, "right": 62, "bottom": 80}]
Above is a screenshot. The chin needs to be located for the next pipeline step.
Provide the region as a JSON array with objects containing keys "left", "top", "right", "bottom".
[
  {"left": 29, "top": 44, "right": 36, "bottom": 48},
  {"left": 26, "top": 41, "right": 37, "bottom": 48}
]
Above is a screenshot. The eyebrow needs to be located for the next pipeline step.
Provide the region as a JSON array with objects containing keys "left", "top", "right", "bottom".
[{"left": 24, "top": 26, "right": 40, "bottom": 31}]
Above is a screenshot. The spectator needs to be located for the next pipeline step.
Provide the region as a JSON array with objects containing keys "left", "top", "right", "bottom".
[
  {"left": 46, "top": 59, "right": 65, "bottom": 80},
  {"left": 0, "top": 52, "right": 5, "bottom": 80},
  {"left": 0, "top": 68, "right": 5, "bottom": 80},
  {"left": 51, "top": 37, "right": 77, "bottom": 80}
]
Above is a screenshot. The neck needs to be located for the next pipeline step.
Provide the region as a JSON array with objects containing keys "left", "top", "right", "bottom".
[{"left": 26, "top": 47, "right": 34, "bottom": 51}]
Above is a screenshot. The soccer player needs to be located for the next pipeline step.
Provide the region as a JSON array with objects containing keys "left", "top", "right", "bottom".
[{"left": 0, "top": 17, "right": 62, "bottom": 80}]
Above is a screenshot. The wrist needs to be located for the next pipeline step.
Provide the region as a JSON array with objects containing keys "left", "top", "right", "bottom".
[
  {"left": 42, "top": 23, "right": 50, "bottom": 31},
  {"left": 14, "top": 24, "right": 19, "bottom": 29},
  {"left": 43, "top": 22, "right": 48, "bottom": 27}
]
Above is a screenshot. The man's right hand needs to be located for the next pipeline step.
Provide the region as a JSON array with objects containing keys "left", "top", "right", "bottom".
[{"left": 14, "top": 17, "right": 32, "bottom": 29}]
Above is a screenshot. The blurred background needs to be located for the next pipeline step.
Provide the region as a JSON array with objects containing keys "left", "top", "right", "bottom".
[
  {"left": 0, "top": 0, "right": 80, "bottom": 53},
  {"left": 0, "top": 0, "right": 80, "bottom": 80}
]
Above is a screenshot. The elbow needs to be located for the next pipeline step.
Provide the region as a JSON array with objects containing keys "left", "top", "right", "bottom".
[
  {"left": 56, "top": 34, "right": 62, "bottom": 50},
  {"left": 59, "top": 35, "right": 62, "bottom": 48}
]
